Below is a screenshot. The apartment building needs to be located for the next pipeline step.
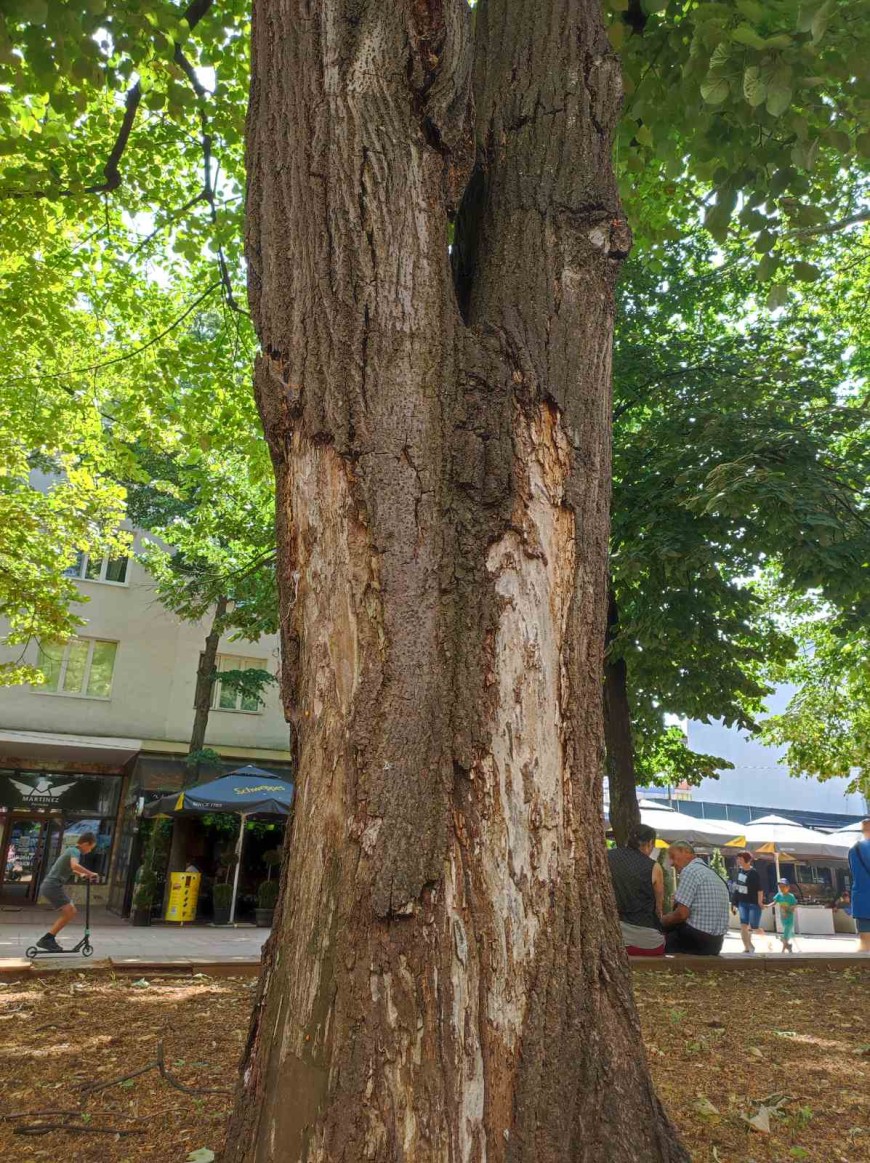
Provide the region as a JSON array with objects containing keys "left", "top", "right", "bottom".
[{"left": 0, "top": 533, "right": 290, "bottom": 914}]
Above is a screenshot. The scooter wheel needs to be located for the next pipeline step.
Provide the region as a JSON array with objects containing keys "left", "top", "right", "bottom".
[
  {"left": 81, "top": 944, "right": 94, "bottom": 958},
  {"left": 26, "top": 946, "right": 38, "bottom": 958}
]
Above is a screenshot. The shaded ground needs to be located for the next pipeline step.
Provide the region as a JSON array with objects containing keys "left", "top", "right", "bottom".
[
  {"left": 0, "top": 967, "right": 867, "bottom": 1160},
  {"left": 636, "top": 966, "right": 870, "bottom": 1162}
]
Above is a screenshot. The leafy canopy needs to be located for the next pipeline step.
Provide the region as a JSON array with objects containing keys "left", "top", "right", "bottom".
[{"left": 1, "top": 0, "right": 868, "bottom": 793}]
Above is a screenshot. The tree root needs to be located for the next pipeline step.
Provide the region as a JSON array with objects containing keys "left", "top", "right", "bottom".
[
  {"left": 14, "top": 1123, "right": 144, "bottom": 1137},
  {"left": 77, "top": 1039, "right": 232, "bottom": 1098}
]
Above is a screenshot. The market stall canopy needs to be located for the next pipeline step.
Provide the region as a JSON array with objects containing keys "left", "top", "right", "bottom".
[
  {"left": 724, "top": 815, "right": 847, "bottom": 860},
  {"left": 606, "top": 800, "right": 742, "bottom": 847},
  {"left": 832, "top": 820, "right": 865, "bottom": 834},
  {"left": 144, "top": 765, "right": 294, "bottom": 819},
  {"left": 817, "top": 820, "right": 865, "bottom": 856}
]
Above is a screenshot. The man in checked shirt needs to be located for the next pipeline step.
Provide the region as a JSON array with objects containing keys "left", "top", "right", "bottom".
[{"left": 662, "top": 841, "right": 730, "bottom": 956}]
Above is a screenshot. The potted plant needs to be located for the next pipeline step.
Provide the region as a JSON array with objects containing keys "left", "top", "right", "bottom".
[
  {"left": 212, "top": 881, "right": 234, "bottom": 926},
  {"left": 256, "top": 878, "right": 279, "bottom": 927},
  {"left": 131, "top": 866, "right": 157, "bottom": 927}
]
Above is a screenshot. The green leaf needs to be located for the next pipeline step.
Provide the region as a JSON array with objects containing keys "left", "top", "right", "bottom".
[
  {"left": 796, "top": 2, "right": 818, "bottom": 32},
  {"left": 756, "top": 253, "right": 779, "bottom": 282},
  {"left": 792, "top": 261, "right": 821, "bottom": 282},
  {"left": 186, "top": 1152, "right": 216, "bottom": 1163},
  {"left": 791, "top": 137, "right": 820, "bottom": 171},
  {"left": 743, "top": 65, "right": 767, "bottom": 107},
  {"left": 700, "top": 75, "right": 731, "bottom": 104},
  {"left": 636, "top": 124, "right": 654, "bottom": 146},
  {"left": 766, "top": 283, "right": 789, "bottom": 309},
  {"left": 765, "top": 67, "right": 793, "bottom": 116},
  {"left": 856, "top": 132, "right": 870, "bottom": 159},
  {"left": 754, "top": 229, "right": 776, "bottom": 253},
  {"left": 607, "top": 21, "right": 626, "bottom": 50},
  {"left": 811, "top": 0, "right": 834, "bottom": 43},
  {"left": 731, "top": 23, "right": 767, "bottom": 49},
  {"left": 736, "top": 0, "right": 764, "bottom": 21}
]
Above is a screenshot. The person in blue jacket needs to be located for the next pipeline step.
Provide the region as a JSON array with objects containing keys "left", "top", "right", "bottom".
[{"left": 848, "top": 818, "right": 870, "bottom": 954}]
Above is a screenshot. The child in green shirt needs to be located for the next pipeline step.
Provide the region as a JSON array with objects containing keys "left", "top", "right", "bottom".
[{"left": 773, "top": 877, "right": 798, "bottom": 953}]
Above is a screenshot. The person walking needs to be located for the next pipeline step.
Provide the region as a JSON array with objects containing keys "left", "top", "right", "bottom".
[
  {"left": 35, "top": 832, "right": 99, "bottom": 953},
  {"left": 731, "top": 850, "right": 764, "bottom": 954},
  {"left": 607, "top": 824, "right": 665, "bottom": 956},
  {"left": 771, "top": 877, "right": 798, "bottom": 953},
  {"left": 849, "top": 818, "right": 870, "bottom": 954},
  {"left": 662, "top": 841, "right": 730, "bottom": 955}
]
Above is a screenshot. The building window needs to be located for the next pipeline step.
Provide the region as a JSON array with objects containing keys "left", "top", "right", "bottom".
[
  {"left": 36, "top": 638, "right": 118, "bottom": 699},
  {"left": 64, "top": 551, "right": 129, "bottom": 585},
  {"left": 213, "top": 655, "right": 269, "bottom": 713}
]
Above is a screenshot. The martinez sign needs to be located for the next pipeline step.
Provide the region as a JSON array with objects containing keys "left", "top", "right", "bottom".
[{"left": 0, "top": 771, "right": 105, "bottom": 812}]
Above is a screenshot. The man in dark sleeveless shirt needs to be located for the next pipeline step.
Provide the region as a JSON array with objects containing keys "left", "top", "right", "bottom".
[{"left": 607, "top": 824, "right": 665, "bottom": 956}]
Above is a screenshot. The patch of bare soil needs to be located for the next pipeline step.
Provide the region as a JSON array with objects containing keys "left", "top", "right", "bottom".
[
  {"left": 0, "top": 973, "right": 252, "bottom": 1161},
  {"left": 0, "top": 966, "right": 867, "bottom": 1161},
  {"left": 637, "top": 966, "right": 870, "bottom": 1162}
]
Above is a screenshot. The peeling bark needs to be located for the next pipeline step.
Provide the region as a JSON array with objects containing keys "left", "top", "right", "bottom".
[{"left": 224, "top": 1, "right": 687, "bottom": 1160}]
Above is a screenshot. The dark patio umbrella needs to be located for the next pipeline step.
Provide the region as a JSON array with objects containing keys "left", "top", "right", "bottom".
[
  {"left": 143, "top": 765, "right": 293, "bottom": 922},
  {"left": 145, "top": 764, "right": 294, "bottom": 819}
]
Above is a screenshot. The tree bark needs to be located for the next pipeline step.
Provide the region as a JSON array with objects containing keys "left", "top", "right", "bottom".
[
  {"left": 188, "top": 594, "right": 228, "bottom": 782},
  {"left": 225, "top": 2, "right": 686, "bottom": 1160},
  {"left": 604, "top": 587, "right": 642, "bottom": 847}
]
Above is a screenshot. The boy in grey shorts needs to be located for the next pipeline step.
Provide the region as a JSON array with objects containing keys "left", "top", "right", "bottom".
[{"left": 36, "top": 832, "right": 99, "bottom": 952}]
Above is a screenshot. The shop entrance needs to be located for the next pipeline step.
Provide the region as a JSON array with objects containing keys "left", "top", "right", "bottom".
[{"left": 0, "top": 815, "right": 63, "bottom": 904}]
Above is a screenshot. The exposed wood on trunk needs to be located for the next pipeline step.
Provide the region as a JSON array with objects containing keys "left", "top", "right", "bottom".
[
  {"left": 604, "top": 586, "right": 642, "bottom": 847},
  {"left": 224, "top": 2, "right": 687, "bottom": 1160}
]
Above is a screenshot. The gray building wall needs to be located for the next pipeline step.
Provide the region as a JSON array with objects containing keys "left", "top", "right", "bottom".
[
  {"left": 0, "top": 532, "right": 289, "bottom": 754},
  {"left": 688, "top": 685, "right": 866, "bottom": 817}
]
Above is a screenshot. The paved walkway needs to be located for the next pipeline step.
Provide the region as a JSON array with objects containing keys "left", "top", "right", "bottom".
[
  {"left": 0, "top": 918, "right": 267, "bottom": 964},
  {"left": 719, "top": 930, "right": 862, "bottom": 956},
  {"left": 0, "top": 915, "right": 863, "bottom": 966}
]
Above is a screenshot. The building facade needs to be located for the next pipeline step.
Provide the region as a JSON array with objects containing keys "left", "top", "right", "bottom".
[
  {"left": 687, "top": 691, "right": 868, "bottom": 824},
  {"left": 0, "top": 535, "right": 290, "bottom": 914}
]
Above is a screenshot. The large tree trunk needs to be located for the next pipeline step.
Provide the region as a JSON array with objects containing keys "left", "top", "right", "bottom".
[
  {"left": 225, "top": 2, "right": 686, "bottom": 1160},
  {"left": 604, "top": 587, "right": 642, "bottom": 847}
]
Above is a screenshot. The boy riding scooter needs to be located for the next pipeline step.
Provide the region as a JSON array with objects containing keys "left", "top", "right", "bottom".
[{"left": 35, "top": 831, "right": 99, "bottom": 952}]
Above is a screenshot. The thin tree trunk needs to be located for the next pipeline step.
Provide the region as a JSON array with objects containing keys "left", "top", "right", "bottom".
[
  {"left": 604, "top": 587, "right": 642, "bottom": 847},
  {"left": 188, "top": 594, "right": 228, "bottom": 780},
  {"left": 225, "top": 2, "right": 686, "bottom": 1160}
]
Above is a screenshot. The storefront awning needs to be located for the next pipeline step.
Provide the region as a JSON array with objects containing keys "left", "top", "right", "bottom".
[{"left": 0, "top": 729, "right": 142, "bottom": 767}]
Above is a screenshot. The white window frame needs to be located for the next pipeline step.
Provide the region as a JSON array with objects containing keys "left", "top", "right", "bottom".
[
  {"left": 211, "top": 654, "right": 268, "bottom": 715},
  {"left": 65, "top": 551, "right": 129, "bottom": 586},
  {"left": 35, "top": 637, "right": 119, "bottom": 700}
]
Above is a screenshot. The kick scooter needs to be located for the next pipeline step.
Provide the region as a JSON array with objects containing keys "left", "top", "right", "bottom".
[{"left": 27, "top": 877, "right": 95, "bottom": 959}]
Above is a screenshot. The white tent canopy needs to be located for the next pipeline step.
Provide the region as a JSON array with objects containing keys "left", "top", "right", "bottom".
[
  {"left": 737, "top": 815, "right": 849, "bottom": 860},
  {"left": 832, "top": 820, "right": 865, "bottom": 835},
  {"left": 608, "top": 800, "right": 742, "bottom": 847},
  {"left": 818, "top": 820, "right": 865, "bottom": 856}
]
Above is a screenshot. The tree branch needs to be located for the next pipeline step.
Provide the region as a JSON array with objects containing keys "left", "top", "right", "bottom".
[
  {"left": 0, "top": 0, "right": 215, "bottom": 201},
  {"left": 174, "top": 43, "right": 250, "bottom": 319},
  {"left": 786, "top": 209, "right": 870, "bottom": 240}
]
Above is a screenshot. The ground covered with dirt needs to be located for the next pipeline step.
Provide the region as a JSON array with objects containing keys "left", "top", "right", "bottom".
[
  {"left": 636, "top": 965, "right": 870, "bottom": 1162},
  {"left": 0, "top": 966, "right": 867, "bottom": 1161}
]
